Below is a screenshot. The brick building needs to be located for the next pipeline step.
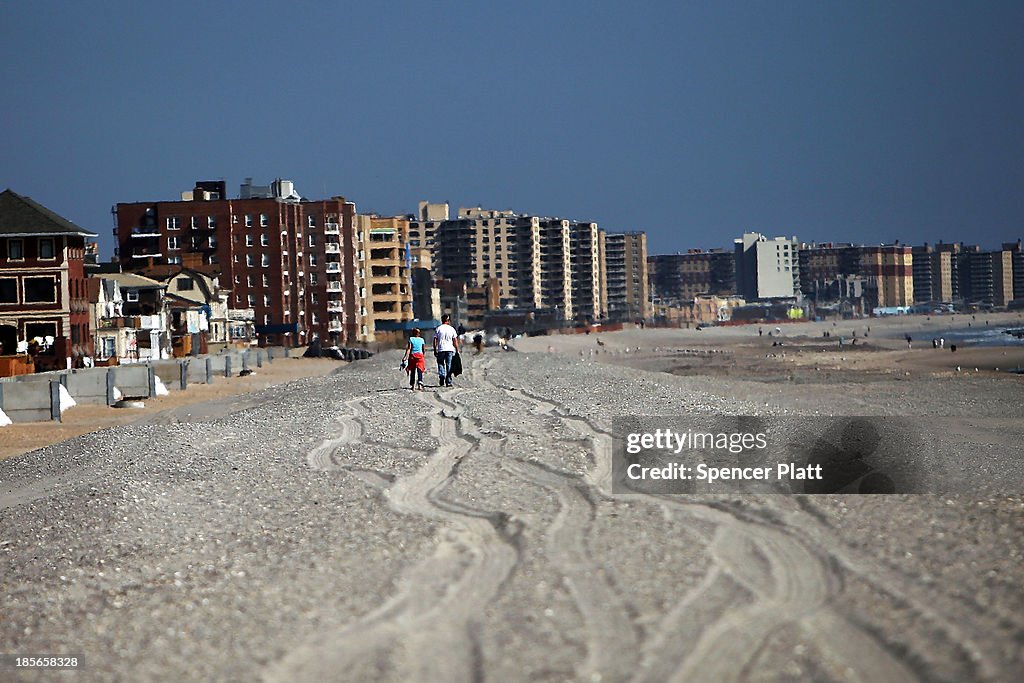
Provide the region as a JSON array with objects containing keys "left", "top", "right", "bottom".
[
  {"left": 115, "top": 180, "right": 362, "bottom": 346},
  {"left": 0, "top": 189, "right": 95, "bottom": 371},
  {"left": 648, "top": 249, "right": 735, "bottom": 305}
]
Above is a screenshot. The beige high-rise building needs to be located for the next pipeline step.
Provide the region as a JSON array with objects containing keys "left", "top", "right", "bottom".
[
  {"left": 605, "top": 231, "right": 651, "bottom": 321},
  {"left": 434, "top": 207, "right": 542, "bottom": 312},
  {"left": 425, "top": 202, "right": 643, "bottom": 323},
  {"left": 538, "top": 218, "right": 573, "bottom": 319},
  {"left": 570, "top": 221, "right": 604, "bottom": 321},
  {"left": 861, "top": 246, "right": 913, "bottom": 307},
  {"left": 353, "top": 215, "right": 413, "bottom": 342}
]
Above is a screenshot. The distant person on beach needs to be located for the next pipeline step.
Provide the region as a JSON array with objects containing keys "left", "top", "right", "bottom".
[
  {"left": 473, "top": 333, "right": 483, "bottom": 355},
  {"left": 434, "top": 314, "right": 459, "bottom": 387},
  {"left": 402, "top": 328, "right": 426, "bottom": 390},
  {"left": 906, "top": 335, "right": 912, "bottom": 349},
  {"left": 940, "top": 338, "right": 945, "bottom": 349}
]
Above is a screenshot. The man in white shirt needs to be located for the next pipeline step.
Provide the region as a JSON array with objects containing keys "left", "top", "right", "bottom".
[{"left": 433, "top": 314, "right": 460, "bottom": 387}]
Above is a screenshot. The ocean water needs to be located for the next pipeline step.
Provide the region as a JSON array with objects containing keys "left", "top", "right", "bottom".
[{"left": 925, "top": 326, "right": 1024, "bottom": 347}]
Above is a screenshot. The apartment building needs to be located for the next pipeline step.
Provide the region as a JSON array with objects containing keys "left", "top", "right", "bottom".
[
  {"left": 407, "top": 201, "right": 449, "bottom": 254},
  {"left": 537, "top": 218, "right": 573, "bottom": 319},
  {"left": 604, "top": 231, "right": 650, "bottom": 321},
  {"left": 358, "top": 215, "right": 414, "bottom": 340},
  {"left": 569, "top": 221, "right": 604, "bottom": 321},
  {"left": 0, "top": 189, "right": 95, "bottom": 371},
  {"left": 957, "top": 247, "right": 1014, "bottom": 306},
  {"left": 860, "top": 245, "right": 914, "bottom": 308},
  {"left": 433, "top": 207, "right": 542, "bottom": 312},
  {"left": 797, "top": 242, "right": 912, "bottom": 307},
  {"left": 911, "top": 244, "right": 957, "bottom": 303},
  {"left": 115, "top": 180, "right": 361, "bottom": 346},
  {"left": 648, "top": 250, "right": 735, "bottom": 305},
  {"left": 1003, "top": 240, "right": 1024, "bottom": 302},
  {"left": 734, "top": 232, "right": 800, "bottom": 301}
]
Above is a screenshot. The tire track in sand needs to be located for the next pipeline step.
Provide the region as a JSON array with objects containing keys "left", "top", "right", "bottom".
[
  {"left": 267, "top": 389, "right": 518, "bottom": 683},
  {"left": 485, "top": 369, "right": 918, "bottom": 683},
  {"left": 464, "top": 357, "right": 641, "bottom": 679}
]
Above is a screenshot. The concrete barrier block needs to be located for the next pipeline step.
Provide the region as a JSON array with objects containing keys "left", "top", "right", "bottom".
[
  {"left": 60, "top": 368, "right": 111, "bottom": 405},
  {"left": 151, "top": 360, "right": 186, "bottom": 391},
  {"left": 0, "top": 381, "right": 57, "bottom": 423},
  {"left": 112, "top": 365, "right": 151, "bottom": 400},
  {"left": 185, "top": 359, "right": 209, "bottom": 385}
]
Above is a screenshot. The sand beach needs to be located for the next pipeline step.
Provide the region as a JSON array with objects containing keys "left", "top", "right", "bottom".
[{"left": 1, "top": 321, "right": 1022, "bottom": 681}]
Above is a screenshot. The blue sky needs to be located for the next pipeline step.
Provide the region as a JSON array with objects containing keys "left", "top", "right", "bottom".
[{"left": 2, "top": 1, "right": 1022, "bottom": 257}]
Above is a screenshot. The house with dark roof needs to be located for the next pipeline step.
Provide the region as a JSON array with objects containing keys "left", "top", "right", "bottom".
[{"left": 0, "top": 189, "right": 97, "bottom": 373}]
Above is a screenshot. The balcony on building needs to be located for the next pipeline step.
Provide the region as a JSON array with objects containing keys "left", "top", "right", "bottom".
[
  {"left": 325, "top": 241, "right": 341, "bottom": 254},
  {"left": 326, "top": 282, "right": 343, "bottom": 292},
  {"left": 130, "top": 226, "right": 161, "bottom": 238},
  {"left": 327, "top": 301, "right": 343, "bottom": 312},
  {"left": 132, "top": 247, "right": 163, "bottom": 258},
  {"left": 325, "top": 262, "right": 342, "bottom": 274},
  {"left": 328, "top": 320, "right": 343, "bottom": 332},
  {"left": 324, "top": 222, "right": 340, "bottom": 235}
]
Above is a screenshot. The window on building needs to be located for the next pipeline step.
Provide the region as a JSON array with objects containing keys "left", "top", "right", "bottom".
[
  {"left": 262, "top": 254, "right": 270, "bottom": 267},
  {"left": 308, "top": 234, "right": 316, "bottom": 247},
  {"left": 260, "top": 214, "right": 269, "bottom": 227},
  {"left": 207, "top": 216, "right": 216, "bottom": 228},
  {"left": 167, "top": 216, "right": 180, "bottom": 230},
  {"left": 168, "top": 236, "right": 180, "bottom": 250},
  {"left": 245, "top": 235, "right": 254, "bottom": 247},
  {"left": 309, "top": 273, "right": 318, "bottom": 285},
  {"left": 262, "top": 274, "right": 270, "bottom": 287},
  {"left": 307, "top": 215, "right": 316, "bottom": 228},
  {"left": 208, "top": 236, "right": 217, "bottom": 248},
  {"left": 245, "top": 214, "right": 253, "bottom": 227},
  {"left": 190, "top": 216, "right": 199, "bottom": 229},
  {"left": 167, "top": 256, "right": 182, "bottom": 265},
  {"left": 264, "top": 314, "right": 271, "bottom": 325},
  {"left": 0, "top": 278, "right": 17, "bottom": 303},
  {"left": 247, "top": 275, "right": 254, "bottom": 287},
  {"left": 234, "top": 275, "right": 240, "bottom": 285},
  {"left": 311, "top": 292, "right": 319, "bottom": 304},
  {"left": 248, "top": 294, "right": 256, "bottom": 307},
  {"left": 36, "top": 238, "right": 55, "bottom": 260},
  {"left": 7, "top": 239, "right": 24, "bottom": 260},
  {"left": 176, "top": 277, "right": 194, "bottom": 290},
  {"left": 125, "top": 289, "right": 140, "bottom": 303},
  {"left": 260, "top": 234, "right": 270, "bottom": 247},
  {"left": 246, "top": 254, "right": 255, "bottom": 267},
  {"left": 23, "top": 276, "right": 57, "bottom": 303},
  {"left": 263, "top": 294, "right": 271, "bottom": 307},
  {"left": 309, "top": 254, "right": 318, "bottom": 267}
]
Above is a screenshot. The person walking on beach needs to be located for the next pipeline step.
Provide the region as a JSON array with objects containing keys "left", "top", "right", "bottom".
[
  {"left": 402, "top": 328, "right": 427, "bottom": 390},
  {"left": 434, "top": 314, "right": 459, "bottom": 387}
]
